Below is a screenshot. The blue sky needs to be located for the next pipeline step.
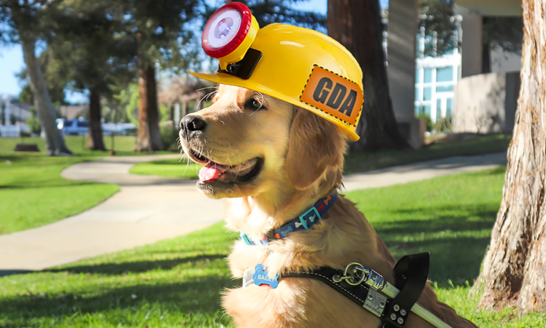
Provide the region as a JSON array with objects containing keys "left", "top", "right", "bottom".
[
  {"left": 0, "top": 0, "right": 388, "bottom": 101},
  {"left": 0, "top": 43, "right": 24, "bottom": 97}
]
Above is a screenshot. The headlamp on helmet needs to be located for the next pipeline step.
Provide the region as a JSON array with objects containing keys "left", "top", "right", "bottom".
[{"left": 202, "top": 2, "right": 261, "bottom": 79}]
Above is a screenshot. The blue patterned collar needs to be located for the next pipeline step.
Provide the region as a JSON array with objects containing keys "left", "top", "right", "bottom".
[{"left": 240, "top": 191, "right": 339, "bottom": 246}]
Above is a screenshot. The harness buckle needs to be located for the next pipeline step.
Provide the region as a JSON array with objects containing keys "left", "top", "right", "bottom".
[
  {"left": 366, "top": 269, "right": 386, "bottom": 291},
  {"left": 332, "top": 262, "right": 368, "bottom": 286},
  {"left": 331, "top": 262, "right": 387, "bottom": 290}
]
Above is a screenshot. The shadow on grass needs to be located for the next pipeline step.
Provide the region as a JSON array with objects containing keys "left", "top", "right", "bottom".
[
  {"left": 0, "top": 270, "right": 34, "bottom": 277},
  {"left": 0, "top": 181, "right": 98, "bottom": 189},
  {"left": 372, "top": 205, "right": 498, "bottom": 288},
  {"left": 0, "top": 275, "right": 237, "bottom": 325},
  {"left": 47, "top": 254, "right": 226, "bottom": 276},
  {"left": 481, "top": 165, "right": 507, "bottom": 175}
]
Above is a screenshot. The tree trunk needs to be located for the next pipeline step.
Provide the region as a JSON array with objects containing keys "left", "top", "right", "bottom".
[
  {"left": 473, "top": 0, "right": 546, "bottom": 312},
  {"left": 481, "top": 18, "right": 492, "bottom": 74},
  {"left": 146, "top": 65, "right": 163, "bottom": 151},
  {"left": 482, "top": 42, "right": 491, "bottom": 74},
  {"left": 21, "top": 36, "right": 72, "bottom": 155},
  {"left": 1, "top": 101, "right": 5, "bottom": 125},
  {"left": 182, "top": 101, "right": 188, "bottom": 116},
  {"left": 135, "top": 62, "right": 164, "bottom": 152},
  {"left": 87, "top": 88, "right": 106, "bottom": 151},
  {"left": 135, "top": 58, "right": 151, "bottom": 152},
  {"left": 327, "top": 0, "right": 409, "bottom": 152}
]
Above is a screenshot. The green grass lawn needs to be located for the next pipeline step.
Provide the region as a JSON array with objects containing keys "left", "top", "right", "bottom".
[
  {"left": 0, "top": 136, "right": 174, "bottom": 157},
  {"left": 129, "top": 157, "right": 203, "bottom": 179},
  {"left": 129, "top": 133, "right": 512, "bottom": 180},
  {"left": 0, "top": 136, "right": 141, "bottom": 157},
  {"left": 0, "top": 156, "right": 119, "bottom": 235},
  {"left": 1, "top": 167, "right": 544, "bottom": 327}
]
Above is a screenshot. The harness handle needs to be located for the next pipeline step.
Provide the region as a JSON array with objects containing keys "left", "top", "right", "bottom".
[{"left": 382, "top": 252, "right": 430, "bottom": 328}]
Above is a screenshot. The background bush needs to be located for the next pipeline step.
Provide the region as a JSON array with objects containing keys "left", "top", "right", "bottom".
[{"left": 160, "top": 124, "right": 180, "bottom": 152}]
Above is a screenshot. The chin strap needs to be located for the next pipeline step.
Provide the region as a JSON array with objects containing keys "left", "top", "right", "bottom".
[{"left": 280, "top": 253, "right": 452, "bottom": 328}]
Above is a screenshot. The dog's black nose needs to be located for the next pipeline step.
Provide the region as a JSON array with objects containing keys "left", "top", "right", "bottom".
[{"left": 180, "top": 115, "right": 207, "bottom": 137}]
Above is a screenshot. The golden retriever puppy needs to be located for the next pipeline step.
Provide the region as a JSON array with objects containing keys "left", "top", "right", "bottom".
[{"left": 180, "top": 84, "right": 477, "bottom": 328}]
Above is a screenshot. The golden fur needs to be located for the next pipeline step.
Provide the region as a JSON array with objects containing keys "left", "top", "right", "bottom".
[{"left": 180, "top": 85, "right": 477, "bottom": 328}]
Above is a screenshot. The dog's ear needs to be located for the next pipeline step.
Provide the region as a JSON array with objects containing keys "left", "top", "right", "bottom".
[{"left": 286, "top": 107, "right": 346, "bottom": 190}]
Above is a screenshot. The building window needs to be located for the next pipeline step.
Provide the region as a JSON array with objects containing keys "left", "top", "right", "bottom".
[
  {"left": 436, "top": 66, "right": 453, "bottom": 82},
  {"left": 436, "top": 85, "right": 454, "bottom": 92},
  {"left": 423, "top": 87, "right": 432, "bottom": 101},
  {"left": 423, "top": 105, "right": 431, "bottom": 116},
  {"left": 446, "top": 98, "right": 453, "bottom": 116},
  {"left": 414, "top": 20, "right": 461, "bottom": 126},
  {"left": 424, "top": 68, "right": 433, "bottom": 83}
]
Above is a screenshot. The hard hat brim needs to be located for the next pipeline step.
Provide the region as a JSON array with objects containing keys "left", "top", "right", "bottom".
[{"left": 189, "top": 70, "right": 360, "bottom": 141}]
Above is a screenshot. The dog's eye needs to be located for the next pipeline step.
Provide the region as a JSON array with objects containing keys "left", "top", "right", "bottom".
[{"left": 245, "top": 99, "right": 266, "bottom": 111}]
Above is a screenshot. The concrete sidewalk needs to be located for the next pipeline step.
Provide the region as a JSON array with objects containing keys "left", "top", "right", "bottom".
[
  {"left": 0, "top": 154, "right": 226, "bottom": 273},
  {"left": 342, "top": 152, "right": 507, "bottom": 191},
  {"left": 0, "top": 152, "right": 506, "bottom": 274}
]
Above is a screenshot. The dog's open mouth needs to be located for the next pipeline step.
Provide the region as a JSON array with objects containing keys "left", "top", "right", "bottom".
[{"left": 189, "top": 149, "right": 263, "bottom": 184}]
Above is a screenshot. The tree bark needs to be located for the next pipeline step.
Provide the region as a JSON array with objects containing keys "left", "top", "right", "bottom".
[
  {"left": 481, "top": 42, "right": 491, "bottom": 74},
  {"left": 135, "top": 62, "right": 164, "bottom": 152},
  {"left": 87, "top": 88, "right": 106, "bottom": 151},
  {"left": 146, "top": 65, "right": 163, "bottom": 151},
  {"left": 327, "top": 0, "right": 409, "bottom": 152},
  {"left": 473, "top": 0, "right": 546, "bottom": 312},
  {"left": 21, "top": 36, "right": 72, "bottom": 155},
  {"left": 482, "top": 18, "right": 492, "bottom": 74},
  {"left": 135, "top": 58, "right": 151, "bottom": 152}
]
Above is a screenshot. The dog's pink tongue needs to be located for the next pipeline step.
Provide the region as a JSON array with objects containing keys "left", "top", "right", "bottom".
[{"left": 199, "top": 163, "right": 223, "bottom": 182}]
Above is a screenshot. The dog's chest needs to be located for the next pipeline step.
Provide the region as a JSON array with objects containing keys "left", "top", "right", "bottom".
[{"left": 223, "top": 272, "right": 381, "bottom": 328}]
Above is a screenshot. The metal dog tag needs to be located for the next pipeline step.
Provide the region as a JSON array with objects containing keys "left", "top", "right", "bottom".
[
  {"left": 363, "top": 289, "right": 387, "bottom": 318},
  {"left": 242, "top": 266, "right": 255, "bottom": 288}
]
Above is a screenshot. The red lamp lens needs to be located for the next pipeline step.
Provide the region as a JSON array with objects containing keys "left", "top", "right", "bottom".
[{"left": 202, "top": 2, "right": 253, "bottom": 58}]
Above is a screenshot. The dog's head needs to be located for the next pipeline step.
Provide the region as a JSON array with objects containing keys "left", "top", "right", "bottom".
[{"left": 180, "top": 85, "right": 346, "bottom": 199}]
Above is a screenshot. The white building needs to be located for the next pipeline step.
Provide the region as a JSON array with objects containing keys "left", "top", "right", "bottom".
[
  {"left": 386, "top": 0, "right": 523, "bottom": 145},
  {"left": 0, "top": 95, "right": 32, "bottom": 137},
  {"left": 0, "top": 95, "right": 32, "bottom": 125}
]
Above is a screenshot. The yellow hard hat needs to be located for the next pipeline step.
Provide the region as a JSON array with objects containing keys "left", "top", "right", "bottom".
[{"left": 189, "top": 2, "right": 364, "bottom": 141}]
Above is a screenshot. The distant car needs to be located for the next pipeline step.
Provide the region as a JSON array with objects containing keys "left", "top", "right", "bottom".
[
  {"left": 101, "top": 122, "right": 137, "bottom": 136},
  {"left": 57, "top": 119, "right": 89, "bottom": 136}
]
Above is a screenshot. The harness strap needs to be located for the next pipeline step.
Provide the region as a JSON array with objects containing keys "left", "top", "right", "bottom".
[
  {"left": 280, "top": 253, "right": 433, "bottom": 328},
  {"left": 282, "top": 267, "right": 374, "bottom": 309}
]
